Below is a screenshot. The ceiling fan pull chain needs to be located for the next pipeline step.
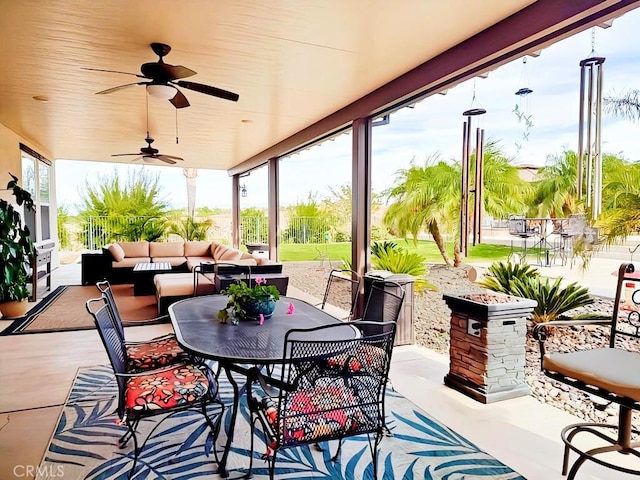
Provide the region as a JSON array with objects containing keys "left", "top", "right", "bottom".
[{"left": 175, "top": 108, "right": 179, "bottom": 144}]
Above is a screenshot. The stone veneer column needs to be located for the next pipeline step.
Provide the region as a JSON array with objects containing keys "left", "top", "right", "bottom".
[{"left": 443, "top": 292, "right": 536, "bottom": 404}]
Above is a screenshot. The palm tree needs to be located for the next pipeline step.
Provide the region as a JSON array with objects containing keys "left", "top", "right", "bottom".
[
  {"left": 384, "top": 142, "right": 529, "bottom": 266},
  {"left": 604, "top": 89, "right": 640, "bottom": 122},
  {"left": 528, "top": 150, "right": 582, "bottom": 218},
  {"left": 384, "top": 157, "right": 460, "bottom": 265},
  {"left": 598, "top": 159, "right": 640, "bottom": 242},
  {"left": 183, "top": 168, "right": 198, "bottom": 217}
]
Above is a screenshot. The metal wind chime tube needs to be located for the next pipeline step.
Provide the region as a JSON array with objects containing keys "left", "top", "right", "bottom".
[
  {"left": 577, "top": 45, "right": 605, "bottom": 219},
  {"left": 460, "top": 120, "right": 470, "bottom": 256},
  {"left": 460, "top": 106, "right": 486, "bottom": 256},
  {"left": 594, "top": 60, "right": 604, "bottom": 218},
  {"left": 473, "top": 127, "right": 485, "bottom": 246}
]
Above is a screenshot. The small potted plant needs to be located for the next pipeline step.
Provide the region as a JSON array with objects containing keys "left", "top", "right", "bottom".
[
  {"left": 217, "top": 277, "right": 280, "bottom": 324},
  {"left": 0, "top": 173, "right": 35, "bottom": 319}
]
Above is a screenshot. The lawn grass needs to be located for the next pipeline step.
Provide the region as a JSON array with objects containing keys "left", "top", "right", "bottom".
[{"left": 279, "top": 240, "right": 512, "bottom": 263}]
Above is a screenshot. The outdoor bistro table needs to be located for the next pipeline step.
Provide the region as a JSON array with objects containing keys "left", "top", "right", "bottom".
[{"left": 168, "top": 295, "right": 356, "bottom": 477}]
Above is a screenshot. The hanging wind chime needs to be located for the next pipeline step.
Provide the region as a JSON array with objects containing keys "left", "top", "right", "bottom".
[
  {"left": 577, "top": 28, "right": 605, "bottom": 220},
  {"left": 460, "top": 80, "right": 487, "bottom": 257},
  {"left": 514, "top": 57, "right": 534, "bottom": 152}
]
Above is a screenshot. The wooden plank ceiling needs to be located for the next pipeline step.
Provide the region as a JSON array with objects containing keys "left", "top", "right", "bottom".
[{"left": 0, "top": 0, "right": 534, "bottom": 171}]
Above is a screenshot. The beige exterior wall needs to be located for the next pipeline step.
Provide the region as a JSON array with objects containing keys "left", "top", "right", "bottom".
[
  {"left": 0, "top": 122, "right": 59, "bottom": 267},
  {"left": 0, "top": 122, "right": 53, "bottom": 186}
]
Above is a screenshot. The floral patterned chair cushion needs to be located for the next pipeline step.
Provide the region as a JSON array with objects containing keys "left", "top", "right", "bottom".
[
  {"left": 324, "top": 343, "right": 387, "bottom": 375},
  {"left": 126, "top": 336, "right": 188, "bottom": 372},
  {"left": 258, "top": 383, "right": 367, "bottom": 447},
  {"left": 125, "top": 364, "right": 210, "bottom": 413}
]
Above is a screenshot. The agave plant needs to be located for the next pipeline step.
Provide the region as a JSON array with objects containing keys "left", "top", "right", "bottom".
[
  {"left": 508, "top": 276, "right": 593, "bottom": 323},
  {"left": 478, "top": 261, "right": 540, "bottom": 293}
]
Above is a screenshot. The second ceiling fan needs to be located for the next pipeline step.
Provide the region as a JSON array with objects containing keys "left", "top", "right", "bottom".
[
  {"left": 112, "top": 135, "right": 183, "bottom": 165},
  {"left": 85, "top": 42, "right": 239, "bottom": 108}
]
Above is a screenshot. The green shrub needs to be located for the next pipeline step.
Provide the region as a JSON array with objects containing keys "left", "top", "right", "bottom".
[
  {"left": 168, "top": 216, "right": 213, "bottom": 241},
  {"left": 371, "top": 246, "right": 435, "bottom": 292},
  {"left": 371, "top": 240, "right": 398, "bottom": 258},
  {"left": 478, "top": 261, "right": 540, "bottom": 293},
  {"left": 509, "top": 276, "right": 593, "bottom": 324}
]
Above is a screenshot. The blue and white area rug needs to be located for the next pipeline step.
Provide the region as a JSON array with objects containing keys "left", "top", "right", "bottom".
[{"left": 38, "top": 365, "right": 524, "bottom": 479}]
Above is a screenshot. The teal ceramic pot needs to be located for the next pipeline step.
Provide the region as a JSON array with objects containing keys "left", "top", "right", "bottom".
[{"left": 244, "top": 296, "right": 276, "bottom": 320}]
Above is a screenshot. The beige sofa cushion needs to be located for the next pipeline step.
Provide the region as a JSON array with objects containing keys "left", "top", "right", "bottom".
[
  {"left": 150, "top": 241, "right": 184, "bottom": 257},
  {"left": 112, "top": 257, "right": 150, "bottom": 268},
  {"left": 185, "top": 241, "right": 212, "bottom": 257},
  {"left": 186, "top": 257, "right": 216, "bottom": 271},
  {"left": 118, "top": 241, "right": 149, "bottom": 258},
  {"left": 108, "top": 243, "right": 125, "bottom": 262},
  {"left": 154, "top": 272, "right": 215, "bottom": 297},
  {"left": 151, "top": 256, "right": 187, "bottom": 267},
  {"left": 211, "top": 242, "right": 244, "bottom": 261}
]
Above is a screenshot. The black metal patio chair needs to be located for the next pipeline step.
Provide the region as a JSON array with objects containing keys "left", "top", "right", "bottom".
[
  {"left": 96, "top": 280, "right": 189, "bottom": 372},
  {"left": 360, "top": 280, "right": 406, "bottom": 326},
  {"left": 532, "top": 262, "right": 640, "bottom": 479},
  {"left": 86, "top": 295, "right": 224, "bottom": 479},
  {"left": 316, "top": 268, "right": 362, "bottom": 320},
  {"left": 245, "top": 321, "right": 396, "bottom": 480}
]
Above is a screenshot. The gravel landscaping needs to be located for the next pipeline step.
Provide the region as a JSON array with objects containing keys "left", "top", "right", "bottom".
[{"left": 282, "top": 260, "right": 639, "bottom": 434}]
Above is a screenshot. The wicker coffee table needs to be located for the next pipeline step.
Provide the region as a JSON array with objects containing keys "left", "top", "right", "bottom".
[{"left": 132, "top": 262, "right": 171, "bottom": 296}]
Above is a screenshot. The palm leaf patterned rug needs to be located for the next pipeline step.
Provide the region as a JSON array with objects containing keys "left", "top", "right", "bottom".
[{"left": 37, "top": 365, "right": 524, "bottom": 479}]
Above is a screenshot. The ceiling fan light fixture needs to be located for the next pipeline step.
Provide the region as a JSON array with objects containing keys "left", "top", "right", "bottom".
[{"left": 146, "top": 84, "right": 176, "bottom": 99}]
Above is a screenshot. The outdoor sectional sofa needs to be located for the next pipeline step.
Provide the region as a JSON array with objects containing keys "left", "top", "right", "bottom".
[
  {"left": 98, "top": 240, "right": 288, "bottom": 314},
  {"left": 103, "top": 240, "right": 273, "bottom": 283}
]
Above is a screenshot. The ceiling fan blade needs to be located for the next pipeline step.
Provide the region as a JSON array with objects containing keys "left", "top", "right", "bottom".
[
  {"left": 156, "top": 156, "right": 178, "bottom": 164},
  {"left": 111, "top": 153, "right": 142, "bottom": 157},
  {"left": 96, "top": 82, "right": 146, "bottom": 95},
  {"left": 142, "top": 155, "right": 176, "bottom": 165},
  {"left": 141, "top": 62, "right": 196, "bottom": 80},
  {"left": 158, "top": 154, "right": 183, "bottom": 161},
  {"left": 82, "top": 67, "right": 145, "bottom": 78},
  {"left": 175, "top": 80, "right": 239, "bottom": 102},
  {"left": 170, "top": 89, "right": 190, "bottom": 109}
]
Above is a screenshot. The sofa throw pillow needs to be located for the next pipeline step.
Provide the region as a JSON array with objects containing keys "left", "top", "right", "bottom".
[
  {"left": 108, "top": 243, "right": 126, "bottom": 262},
  {"left": 211, "top": 242, "right": 243, "bottom": 261}
]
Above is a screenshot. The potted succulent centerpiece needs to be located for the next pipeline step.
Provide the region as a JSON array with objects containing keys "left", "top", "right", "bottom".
[
  {"left": 217, "top": 277, "right": 280, "bottom": 324},
  {"left": 0, "top": 173, "right": 35, "bottom": 319}
]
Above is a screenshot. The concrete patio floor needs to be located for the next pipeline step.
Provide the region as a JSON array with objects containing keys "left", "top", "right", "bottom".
[{"left": 0, "top": 260, "right": 637, "bottom": 479}]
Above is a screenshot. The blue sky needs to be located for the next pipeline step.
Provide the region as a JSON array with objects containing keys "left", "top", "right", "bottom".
[{"left": 57, "top": 8, "right": 639, "bottom": 213}]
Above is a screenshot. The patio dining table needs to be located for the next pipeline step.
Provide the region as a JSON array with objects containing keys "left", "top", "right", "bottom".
[{"left": 168, "top": 294, "right": 356, "bottom": 477}]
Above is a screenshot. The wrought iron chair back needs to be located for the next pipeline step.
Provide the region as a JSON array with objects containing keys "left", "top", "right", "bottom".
[
  {"left": 247, "top": 321, "right": 396, "bottom": 480},
  {"left": 96, "top": 280, "right": 126, "bottom": 339},
  {"left": 86, "top": 295, "right": 223, "bottom": 479},
  {"left": 319, "top": 268, "right": 362, "bottom": 320},
  {"left": 85, "top": 296, "right": 131, "bottom": 417},
  {"left": 533, "top": 262, "right": 640, "bottom": 479},
  {"left": 360, "top": 280, "right": 405, "bottom": 337}
]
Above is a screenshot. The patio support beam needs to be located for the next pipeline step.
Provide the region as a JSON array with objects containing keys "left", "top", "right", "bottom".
[
  {"left": 268, "top": 157, "right": 280, "bottom": 262},
  {"left": 352, "top": 117, "right": 372, "bottom": 318},
  {"left": 229, "top": 0, "right": 639, "bottom": 177},
  {"left": 231, "top": 174, "right": 240, "bottom": 249}
]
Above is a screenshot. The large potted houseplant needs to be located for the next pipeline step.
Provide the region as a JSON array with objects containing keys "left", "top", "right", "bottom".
[{"left": 0, "top": 173, "right": 35, "bottom": 318}]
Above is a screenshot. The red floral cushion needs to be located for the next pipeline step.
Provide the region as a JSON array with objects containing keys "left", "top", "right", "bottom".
[
  {"left": 325, "top": 344, "right": 387, "bottom": 374},
  {"left": 126, "top": 336, "right": 186, "bottom": 372},
  {"left": 125, "top": 364, "right": 209, "bottom": 413},
  {"left": 259, "top": 384, "right": 364, "bottom": 446}
]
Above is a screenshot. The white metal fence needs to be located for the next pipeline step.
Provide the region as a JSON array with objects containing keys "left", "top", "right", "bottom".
[{"left": 57, "top": 214, "right": 361, "bottom": 250}]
